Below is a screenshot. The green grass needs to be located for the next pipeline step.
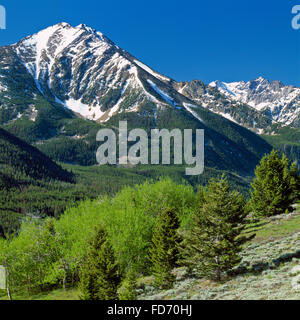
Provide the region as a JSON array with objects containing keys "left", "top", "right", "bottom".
[
  {"left": 245, "top": 206, "right": 300, "bottom": 243},
  {"left": 0, "top": 288, "right": 80, "bottom": 300}
]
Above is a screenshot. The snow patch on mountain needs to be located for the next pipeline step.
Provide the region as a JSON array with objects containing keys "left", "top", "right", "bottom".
[
  {"left": 63, "top": 98, "right": 105, "bottom": 120},
  {"left": 17, "top": 23, "right": 85, "bottom": 80},
  {"left": 0, "top": 82, "right": 7, "bottom": 92},
  {"left": 134, "top": 60, "right": 170, "bottom": 82},
  {"left": 183, "top": 103, "right": 204, "bottom": 123},
  {"left": 217, "top": 112, "right": 238, "bottom": 124},
  {"left": 147, "top": 79, "right": 176, "bottom": 106}
]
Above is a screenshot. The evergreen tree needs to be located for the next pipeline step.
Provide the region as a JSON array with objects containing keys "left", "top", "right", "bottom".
[
  {"left": 0, "top": 225, "right": 5, "bottom": 239},
  {"left": 180, "top": 177, "right": 253, "bottom": 281},
  {"left": 118, "top": 268, "right": 138, "bottom": 300},
  {"left": 79, "top": 225, "right": 121, "bottom": 300},
  {"left": 250, "top": 150, "right": 297, "bottom": 217},
  {"left": 149, "top": 208, "right": 181, "bottom": 289},
  {"left": 289, "top": 162, "right": 300, "bottom": 203}
]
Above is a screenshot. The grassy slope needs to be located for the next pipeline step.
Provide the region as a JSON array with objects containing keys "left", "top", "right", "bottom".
[
  {"left": 139, "top": 205, "right": 300, "bottom": 300},
  {"left": 0, "top": 288, "right": 80, "bottom": 301},
  {"left": 246, "top": 210, "right": 300, "bottom": 243}
]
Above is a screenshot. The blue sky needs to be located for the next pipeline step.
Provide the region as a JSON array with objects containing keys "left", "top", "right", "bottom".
[{"left": 0, "top": 0, "right": 299, "bottom": 86}]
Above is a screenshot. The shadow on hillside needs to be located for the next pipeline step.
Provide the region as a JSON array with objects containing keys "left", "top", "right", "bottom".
[
  {"left": 243, "top": 221, "right": 270, "bottom": 235},
  {"left": 229, "top": 249, "right": 300, "bottom": 277}
]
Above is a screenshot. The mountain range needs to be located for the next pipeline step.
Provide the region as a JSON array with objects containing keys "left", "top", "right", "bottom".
[
  {"left": 176, "top": 77, "right": 300, "bottom": 131},
  {"left": 0, "top": 22, "right": 299, "bottom": 173}
]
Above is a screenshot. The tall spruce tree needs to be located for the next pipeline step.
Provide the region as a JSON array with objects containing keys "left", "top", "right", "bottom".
[
  {"left": 289, "top": 162, "right": 300, "bottom": 203},
  {"left": 118, "top": 268, "right": 138, "bottom": 300},
  {"left": 149, "top": 208, "right": 181, "bottom": 289},
  {"left": 180, "top": 177, "right": 253, "bottom": 281},
  {"left": 79, "top": 225, "right": 121, "bottom": 300},
  {"left": 250, "top": 150, "right": 297, "bottom": 217}
]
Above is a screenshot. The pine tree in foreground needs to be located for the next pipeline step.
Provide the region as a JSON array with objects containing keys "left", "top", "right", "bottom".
[
  {"left": 250, "top": 150, "right": 297, "bottom": 218},
  {"left": 118, "top": 268, "right": 138, "bottom": 300},
  {"left": 150, "top": 208, "right": 181, "bottom": 289},
  {"left": 289, "top": 162, "right": 300, "bottom": 203},
  {"left": 180, "top": 177, "right": 253, "bottom": 281},
  {"left": 79, "top": 225, "right": 121, "bottom": 300}
]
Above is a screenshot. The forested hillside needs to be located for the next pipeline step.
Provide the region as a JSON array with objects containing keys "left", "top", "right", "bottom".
[
  {"left": 0, "top": 127, "right": 76, "bottom": 234},
  {"left": 0, "top": 127, "right": 74, "bottom": 186},
  {"left": 261, "top": 125, "right": 300, "bottom": 167}
]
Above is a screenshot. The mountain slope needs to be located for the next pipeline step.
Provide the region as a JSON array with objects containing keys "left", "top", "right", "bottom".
[
  {"left": 0, "top": 127, "right": 74, "bottom": 187},
  {"left": 0, "top": 128, "right": 76, "bottom": 235}
]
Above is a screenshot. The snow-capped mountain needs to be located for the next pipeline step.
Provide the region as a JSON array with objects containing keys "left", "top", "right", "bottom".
[
  {"left": 1, "top": 22, "right": 298, "bottom": 131},
  {"left": 0, "top": 22, "right": 279, "bottom": 174},
  {"left": 174, "top": 80, "right": 273, "bottom": 133},
  {"left": 9, "top": 22, "right": 195, "bottom": 122},
  {"left": 209, "top": 77, "right": 300, "bottom": 127}
]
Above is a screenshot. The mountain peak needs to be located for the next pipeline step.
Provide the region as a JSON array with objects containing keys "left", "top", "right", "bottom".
[
  {"left": 75, "top": 23, "right": 94, "bottom": 32},
  {"left": 15, "top": 22, "right": 110, "bottom": 48},
  {"left": 254, "top": 76, "right": 266, "bottom": 82},
  {"left": 9, "top": 22, "right": 178, "bottom": 121},
  {"left": 44, "top": 22, "right": 94, "bottom": 32},
  {"left": 55, "top": 22, "right": 71, "bottom": 28}
]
